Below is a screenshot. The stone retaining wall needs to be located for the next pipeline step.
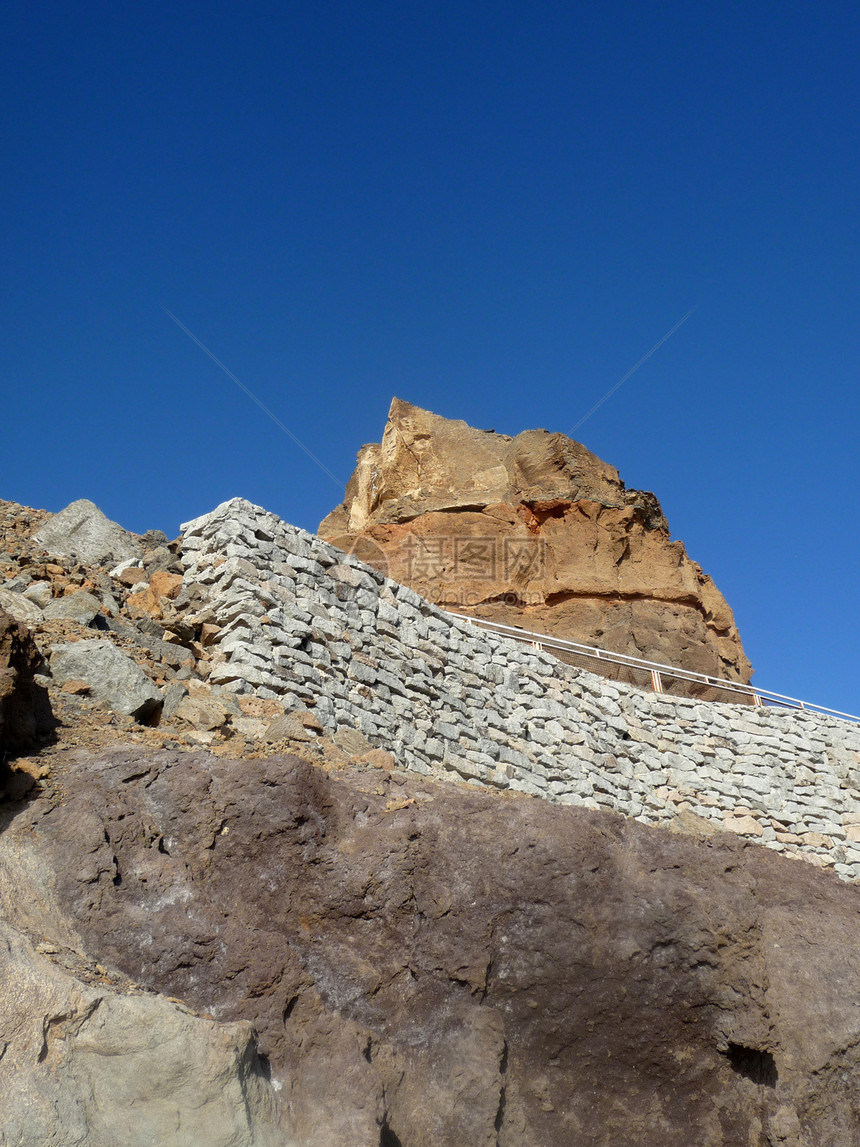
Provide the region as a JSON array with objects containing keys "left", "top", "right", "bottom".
[{"left": 181, "top": 499, "right": 860, "bottom": 881}]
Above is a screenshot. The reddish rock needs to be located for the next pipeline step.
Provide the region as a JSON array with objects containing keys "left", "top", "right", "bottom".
[
  {"left": 320, "top": 399, "right": 752, "bottom": 689},
  {"left": 149, "top": 570, "right": 184, "bottom": 601},
  {"left": 117, "top": 566, "right": 148, "bottom": 587},
  {"left": 13, "top": 746, "right": 860, "bottom": 1146},
  {"left": 60, "top": 679, "right": 91, "bottom": 695},
  {"left": 294, "top": 709, "right": 324, "bottom": 733},
  {"left": 358, "top": 748, "right": 396, "bottom": 769},
  {"left": 126, "top": 586, "right": 162, "bottom": 618},
  {"left": 199, "top": 622, "right": 221, "bottom": 647}
]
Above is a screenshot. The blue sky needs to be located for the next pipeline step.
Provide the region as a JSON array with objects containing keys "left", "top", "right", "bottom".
[{"left": 2, "top": 2, "right": 858, "bottom": 714}]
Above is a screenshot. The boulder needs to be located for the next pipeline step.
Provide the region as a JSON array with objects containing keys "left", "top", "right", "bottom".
[
  {"left": 263, "top": 713, "right": 316, "bottom": 742},
  {"left": 149, "top": 570, "right": 184, "bottom": 600},
  {"left": 174, "top": 694, "right": 230, "bottom": 731},
  {"left": 320, "top": 398, "right": 753, "bottom": 688},
  {"left": 143, "top": 545, "right": 180, "bottom": 575},
  {"left": 116, "top": 566, "right": 148, "bottom": 587},
  {"left": 43, "top": 590, "right": 102, "bottom": 625},
  {"left": 126, "top": 585, "right": 162, "bottom": 618},
  {"left": 332, "top": 726, "right": 373, "bottom": 756},
  {"left": 0, "top": 586, "right": 42, "bottom": 627},
  {"left": 11, "top": 746, "right": 860, "bottom": 1146},
  {"left": 161, "top": 681, "right": 190, "bottom": 721},
  {"left": 33, "top": 499, "right": 141, "bottom": 566},
  {"left": 293, "top": 709, "right": 324, "bottom": 733},
  {"left": 358, "top": 748, "right": 395, "bottom": 769},
  {"left": 232, "top": 716, "right": 269, "bottom": 739},
  {"left": 22, "top": 581, "right": 53, "bottom": 608},
  {"left": 50, "top": 639, "right": 162, "bottom": 721}
]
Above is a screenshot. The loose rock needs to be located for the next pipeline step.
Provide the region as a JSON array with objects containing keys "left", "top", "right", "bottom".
[
  {"left": 0, "top": 587, "right": 42, "bottom": 626},
  {"left": 22, "top": 581, "right": 53, "bottom": 608},
  {"left": 43, "top": 590, "right": 102, "bottom": 625},
  {"left": 50, "top": 639, "right": 162, "bottom": 721},
  {"left": 33, "top": 498, "right": 141, "bottom": 566},
  {"left": 263, "top": 713, "right": 316, "bottom": 742}
]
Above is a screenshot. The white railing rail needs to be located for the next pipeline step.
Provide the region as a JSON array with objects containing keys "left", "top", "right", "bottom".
[{"left": 445, "top": 612, "right": 860, "bottom": 724}]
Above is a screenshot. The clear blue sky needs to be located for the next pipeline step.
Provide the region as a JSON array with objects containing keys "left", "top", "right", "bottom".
[{"left": 3, "top": 2, "right": 858, "bottom": 713}]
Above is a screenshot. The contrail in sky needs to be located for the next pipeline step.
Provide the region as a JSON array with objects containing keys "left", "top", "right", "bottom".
[
  {"left": 161, "top": 306, "right": 344, "bottom": 490},
  {"left": 570, "top": 305, "right": 699, "bottom": 435}
]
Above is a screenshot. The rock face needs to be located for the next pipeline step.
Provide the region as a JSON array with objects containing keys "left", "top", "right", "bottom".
[
  {"left": 6, "top": 745, "right": 860, "bottom": 1146},
  {"left": 2, "top": 490, "right": 857, "bottom": 1145},
  {"left": 320, "top": 398, "right": 752, "bottom": 684},
  {"left": 0, "top": 920, "right": 285, "bottom": 1146},
  {"left": 33, "top": 498, "right": 141, "bottom": 566}
]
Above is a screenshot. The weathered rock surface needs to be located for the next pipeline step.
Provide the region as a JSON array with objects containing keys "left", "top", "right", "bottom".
[
  {"left": 0, "top": 921, "right": 286, "bottom": 1147},
  {"left": 0, "top": 488, "right": 856, "bottom": 1144},
  {"left": 320, "top": 398, "right": 752, "bottom": 684},
  {"left": 0, "top": 610, "right": 51, "bottom": 760},
  {"left": 5, "top": 745, "right": 860, "bottom": 1146},
  {"left": 33, "top": 498, "right": 141, "bottom": 566},
  {"left": 0, "top": 586, "right": 42, "bottom": 627},
  {"left": 50, "top": 639, "right": 162, "bottom": 721},
  {"left": 43, "top": 590, "right": 102, "bottom": 625}
]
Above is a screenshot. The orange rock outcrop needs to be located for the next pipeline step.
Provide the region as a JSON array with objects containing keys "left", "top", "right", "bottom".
[{"left": 320, "top": 398, "right": 752, "bottom": 685}]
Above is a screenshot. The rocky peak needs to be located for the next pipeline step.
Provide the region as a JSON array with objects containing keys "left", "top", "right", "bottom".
[
  {"left": 320, "top": 398, "right": 752, "bottom": 686},
  {"left": 325, "top": 396, "right": 664, "bottom": 531}
]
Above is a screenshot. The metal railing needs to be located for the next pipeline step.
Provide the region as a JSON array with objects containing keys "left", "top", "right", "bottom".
[{"left": 445, "top": 612, "right": 860, "bottom": 724}]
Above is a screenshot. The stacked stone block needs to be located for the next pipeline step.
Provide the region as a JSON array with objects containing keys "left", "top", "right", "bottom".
[{"left": 181, "top": 499, "right": 860, "bottom": 880}]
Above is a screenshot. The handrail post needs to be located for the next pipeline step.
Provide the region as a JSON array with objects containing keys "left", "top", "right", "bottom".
[{"left": 650, "top": 669, "right": 663, "bottom": 694}]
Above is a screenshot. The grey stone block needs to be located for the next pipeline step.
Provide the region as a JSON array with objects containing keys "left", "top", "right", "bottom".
[
  {"left": 51, "top": 639, "right": 162, "bottom": 721},
  {"left": 0, "top": 587, "right": 42, "bottom": 626},
  {"left": 43, "top": 591, "right": 102, "bottom": 625},
  {"left": 348, "top": 661, "right": 377, "bottom": 685}
]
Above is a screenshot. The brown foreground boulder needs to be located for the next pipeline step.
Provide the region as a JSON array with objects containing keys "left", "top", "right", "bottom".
[
  {"left": 5, "top": 746, "right": 859, "bottom": 1146},
  {"left": 320, "top": 398, "right": 752, "bottom": 686}
]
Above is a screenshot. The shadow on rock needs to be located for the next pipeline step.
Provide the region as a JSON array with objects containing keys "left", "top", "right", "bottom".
[{"left": 0, "top": 609, "right": 55, "bottom": 795}]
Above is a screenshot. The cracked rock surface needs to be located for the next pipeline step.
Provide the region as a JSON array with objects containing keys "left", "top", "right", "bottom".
[
  {"left": 5, "top": 744, "right": 860, "bottom": 1146},
  {"left": 320, "top": 398, "right": 753, "bottom": 686}
]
